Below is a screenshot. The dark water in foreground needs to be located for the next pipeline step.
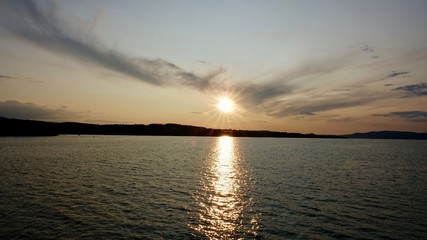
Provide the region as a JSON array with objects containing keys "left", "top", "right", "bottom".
[{"left": 0, "top": 136, "right": 426, "bottom": 239}]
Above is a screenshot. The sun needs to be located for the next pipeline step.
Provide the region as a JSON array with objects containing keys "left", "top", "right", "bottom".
[{"left": 217, "top": 97, "right": 234, "bottom": 113}]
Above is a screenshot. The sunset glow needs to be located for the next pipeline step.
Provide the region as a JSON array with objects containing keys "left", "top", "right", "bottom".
[
  {"left": 0, "top": 1, "right": 426, "bottom": 239},
  {"left": 0, "top": 0, "right": 426, "bottom": 134},
  {"left": 217, "top": 97, "right": 234, "bottom": 113}
]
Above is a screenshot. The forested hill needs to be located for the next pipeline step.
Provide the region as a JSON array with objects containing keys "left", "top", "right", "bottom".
[
  {"left": 2, "top": 117, "right": 425, "bottom": 139},
  {"left": 345, "top": 131, "right": 427, "bottom": 140},
  {"left": 0, "top": 117, "right": 341, "bottom": 138}
]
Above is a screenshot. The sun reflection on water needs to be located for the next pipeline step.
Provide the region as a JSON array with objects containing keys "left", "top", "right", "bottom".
[{"left": 193, "top": 136, "right": 259, "bottom": 239}]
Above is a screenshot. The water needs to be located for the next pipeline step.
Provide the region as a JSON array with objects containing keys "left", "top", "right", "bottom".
[{"left": 0, "top": 136, "right": 426, "bottom": 239}]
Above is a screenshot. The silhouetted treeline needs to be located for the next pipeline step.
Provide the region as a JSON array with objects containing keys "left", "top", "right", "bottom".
[
  {"left": 0, "top": 117, "right": 59, "bottom": 136},
  {"left": 0, "top": 117, "right": 344, "bottom": 138},
  {"left": 2, "top": 117, "right": 426, "bottom": 139}
]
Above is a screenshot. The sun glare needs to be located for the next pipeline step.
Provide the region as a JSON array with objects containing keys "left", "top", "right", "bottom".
[{"left": 217, "top": 97, "right": 234, "bottom": 113}]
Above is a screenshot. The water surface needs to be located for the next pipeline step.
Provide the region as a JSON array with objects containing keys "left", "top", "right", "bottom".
[{"left": 0, "top": 136, "right": 426, "bottom": 239}]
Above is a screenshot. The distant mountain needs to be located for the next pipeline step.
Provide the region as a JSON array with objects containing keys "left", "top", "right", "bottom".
[
  {"left": 0, "top": 116, "right": 342, "bottom": 138},
  {"left": 345, "top": 131, "right": 427, "bottom": 140}
]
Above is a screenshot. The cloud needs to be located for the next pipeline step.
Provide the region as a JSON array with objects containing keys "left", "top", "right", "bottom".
[
  {"left": 263, "top": 90, "right": 383, "bottom": 117},
  {"left": 0, "top": 1, "right": 401, "bottom": 120},
  {"left": 0, "top": 0, "right": 322, "bottom": 118},
  {"left": 269, "top": 98, "right": 362, "bottom": 117},
  {"left": 393, "top": 83, "right": 427, "bottom": 97},
  {"left": 373, "top": 111, "right": 427, "bottom": 123},
  {"left": 235, "top": 53, "right": 359, "bottom": 110},
  {"left": 300, "top": 112, "right": 316, "bottom": 116},
  {"left": 386, "top": 71, "right": 409, "bottom": 79},
  {"left": 0, "top": 74, "right": 43, "bottom": 83},
  {"left": 0, "top": 75, "right": 17, "bottom": 79},
  {"left": 0, "top": 0, "right": 223, "bottom": 91},
  {"left": 239, "top": 81, "right": 293, "bottom": 106},
  {"left": 0, "top": 100, "right": 81, "bottom": 120},
  {"left": 375, "top": 70, "right": 411, "bottom": 82},
  {"left": 361, "top": 44, "right": 375, "bottom": 53}
]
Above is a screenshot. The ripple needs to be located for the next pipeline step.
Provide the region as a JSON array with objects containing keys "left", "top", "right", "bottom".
[{"left": 0, "top": 136, "right": 426, "bottom": 239}]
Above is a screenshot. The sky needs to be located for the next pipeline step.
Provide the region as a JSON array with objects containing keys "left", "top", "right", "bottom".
[{"left": 0, "top": 0, "right": 426, "bottom": 134}]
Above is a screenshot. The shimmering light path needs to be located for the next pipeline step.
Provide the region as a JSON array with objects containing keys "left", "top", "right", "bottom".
[{"left": 192, "top": 136, "right": 259, "bottom": 239}]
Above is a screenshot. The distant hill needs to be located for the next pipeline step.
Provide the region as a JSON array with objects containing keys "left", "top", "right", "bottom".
[
  {"left": 1, "top": 117, "right": 425, "bottom": 139},
  {"left": 0, "top": 117, "right": 342, "bottom": 138},
  {"left": 345, "top": 131, "right": 427, "bottom": 140}
]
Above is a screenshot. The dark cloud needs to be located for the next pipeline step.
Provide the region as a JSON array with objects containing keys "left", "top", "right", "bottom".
[
  {"left": 393, "top": 83, "right": 427, "bottom": 97},
  {"left": 179, "top": 67, "right": 226, "bottom": 91},
  {"left": 0, "top": 0, "right": 223, "bottom": 91},
  {"left": 373, "top": 111, "right": 427, "bottom": 123},
  {"left": 386, "top": 71, "right": 409, "bottom": 79},
  {"left": 0, "top": 75, "right": 17, "bottom": 79},
  {"left": 0, "top": 100, "right": 81, "bottom": 120}
]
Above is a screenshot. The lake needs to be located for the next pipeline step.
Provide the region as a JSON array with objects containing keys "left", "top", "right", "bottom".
[{"left": 0, "top": 136, "right": 426, "bottom": 239}]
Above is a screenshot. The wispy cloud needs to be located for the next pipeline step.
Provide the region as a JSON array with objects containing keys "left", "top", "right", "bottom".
[
  {"left": 328, "top": 116, "right": 359, "bottom": 122},
  {"left": 265, "top": 93, "right": 382, "bottom": 117},
  {"left": 0, "top": 73, "right": 42, "bottom": 83},
  {"left": 0, "top": 0, "right": 223, "bottom": 91},
  {"left": 239, "top": 81, "right": 293, "bottom": 106},
  {"left": 197, "top": 60, "right": 208, "bottom": 64},
  {"left": 0, "top": 0, "right": 406, "bottom": 120},
  {"left": 0, "top": 0, "right": 296, "bottom": 117},
  {"left": 373, "top": 111, "right": 427, "bottom": 123},
  {"left": 236, "top": 53, "right": 360, "bottom": 111},
  {"left": 393, "top": 83, "right": 427, "bottom": 97},
  {"left": 0, "top": 75, "right": 17, "bottom": 79},
  {"left": 374, "top": 70, "right": 411, "bottom": 83},
  {"left": 191, "top": 111, "right": 208, "bottom": 115},
  {"left": 0, "top": 100, "right": 82, "bottom": 120},
  {"left": 386, "top": 71, "right": 410, "bottom": 79}
]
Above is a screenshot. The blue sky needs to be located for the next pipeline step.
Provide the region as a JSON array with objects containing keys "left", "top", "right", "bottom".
[{"left": 0, "top": 0, "right": 426, "bottom": 133}]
